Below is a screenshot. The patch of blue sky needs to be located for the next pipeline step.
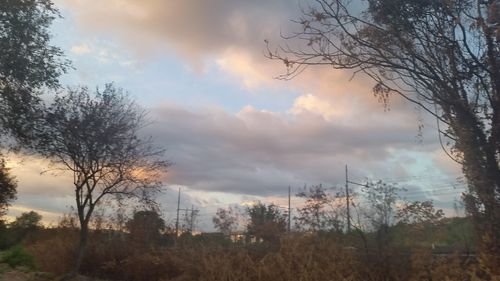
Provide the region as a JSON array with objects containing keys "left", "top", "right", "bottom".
[{"left": 50, "top": 9, "right": 301, "bottom": 115}]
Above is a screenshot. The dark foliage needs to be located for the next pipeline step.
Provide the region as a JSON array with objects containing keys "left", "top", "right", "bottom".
[
  {"left": 0, "top": 0, "right": 68, "bottom": 141},
  {"left": 0, "top": 158, "right": 16, "bottom": 217}
]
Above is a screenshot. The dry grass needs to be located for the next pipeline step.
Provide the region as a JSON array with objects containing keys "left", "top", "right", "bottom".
[{"left": 20, "top": 229, "right": 500, "bottom": 281}]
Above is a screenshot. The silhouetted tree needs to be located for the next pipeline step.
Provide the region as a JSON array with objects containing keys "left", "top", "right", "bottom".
[
  {"left": 180, "top": 208, "right": 199, "bottom": 235},
  {"left": 213, "top": 207, "right": 240, "bottom": 237},
  {"left": 396, "top": 200, "right": 445, "bottom": 226},
  {"left": 34, "top": 84, "right": 170, "bottom": 276},
  {"left": 11, "top": 210, "right": 42, "bottom": 230},
  {"left": 0, "top": 158, "right": 16, "bottom": 217},
  {"left": 246, "top": 202, "right": 287, "bottom": 243},
  {"left": 0, "top": 0, "right": 68, "bottom": 141},
  {"left": 396, "top": 200, "right": 445, "bottom": 247},
  {"left": 10, "top": 210, "right": 42, "bottom": 243},
  {"left": 295, "top": 184, "right": 343, "bottom": 232},
  {"left": 269, "top": 0, "right": 500, "bottom": 269},
  {"left": 127, "top": 210, "right": 165, "bottom": 247},
  {"left": 0, "top": 0, "right": 68, "bottom": 220},
  {"left": 362, "top": 180, "right": 404, "bottom": 231}
]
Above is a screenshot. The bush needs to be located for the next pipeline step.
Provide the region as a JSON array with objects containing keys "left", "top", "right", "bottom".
[
  {"left": 26, "top": 228, "right": 78, "bottom": 276},
  {"left": 1, "top": 246, "right": 36, "bottom": 269}
]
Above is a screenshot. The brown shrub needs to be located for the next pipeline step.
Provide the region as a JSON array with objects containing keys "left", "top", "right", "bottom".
[
  {"left": 25, "top": 228, "right": 78, "bottom": 276},
  {"left": 22, "top": 229, "right": 500, "bottom": 281}
]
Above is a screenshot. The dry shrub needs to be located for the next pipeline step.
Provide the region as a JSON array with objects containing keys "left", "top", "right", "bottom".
[
  {"left": 429, "top": 254, "right": 474, "bottom": 281},
  {"left": 78, "top": 234, "right": 183, "bottom": 280},
  {"left": 407, "top": 247, "right": 434, "bottom": 281},
  {"left": 167, "top": 235, "right": 362, "bottom": 281},
  {"left": 190, "top": 248, "right": 258, "bottom": 281},
  {"left": 258, "top": 235, "right": 361, "bottom": 281},
  {"left": 116, "top": 251, "right": 182, "bottom": 281},
  {"left": 21, "top": 228, "right": 500, "bottom": 281},
  {"left": 408, "top": 249, "right": 500, "bottom": 281},
  {"left": 25, "top": 228, "right": 78, "bottom": 276}
]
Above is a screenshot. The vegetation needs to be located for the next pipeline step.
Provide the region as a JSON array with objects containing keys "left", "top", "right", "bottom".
[
  {"left": 213, "top": 206, "right": 240, "bottom": 237},
  {"left": 32, "top": 85, "right": 170, "bottom": 275},
  {"left": 268, "top": 0, "right": 500, "bottom": 271},
  {"left": 0, "top": 0, "right": 67, "bottom": 226},
  {"left": 0, "top": 159, "right": 16, "bottom": 217},
  {"left": 246, "top": 202, "right": 287, "bottom": 243},
  {"left": 295, "top": 184, "right": 343, "bottom": 232},
  {"left": 0, "top": 0, "right": 498, "bottom": 279},
  {"left": 0, "top": 188, "right": 490, "bottom": 280},
  {"left": 0, "top": 0, "right": 68, "bottom": 141},
  {"left": 3, "top": 213, "right": 481, "bottom": 281},
  {"left": 1, "top": 246, "right": 36, "bottom": 270},
  {"left": 127, "top": 210, "right": 166, "bottom": 248}
]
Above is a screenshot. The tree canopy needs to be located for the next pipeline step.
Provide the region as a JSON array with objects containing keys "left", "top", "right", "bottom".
[
  {"left": 0, "top": 158, "right": 16, "bottom": 217},
  {"left": 0, "top": 0, "right": 68, "bottom": 140},
  {"left": 246, "top": 202, "right": 287, "bottom": 243},
  {"left": 0, "top": 0, "right": 67, "bottom": 220},
  {"left": 127, "top": 210, "right": 165, "bottom": 246},
  {"left": 213, "top": 207, "right": 239, "bottom": 237},
  {"left": 34, "top": 84, "right": 170, "bottom": 274},
  {"left": 295, "top": 184, "right": 343, "bottom": 232}
]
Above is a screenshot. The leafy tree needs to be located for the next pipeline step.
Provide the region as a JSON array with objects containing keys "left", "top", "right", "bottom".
[
  {"left": 9, "top": 211, "right": 43, "bottom": 244},
  {"left": 269, "top": 0, "right": 500, "bottom": 268},
  {"left": 34, "top": 84, "right": 170, "bottom": 275},
  {"left": 11, "top": 210, "right": 42, "bottom": 230},
  {"left": 127, "top": 210, "right": 165, "bottom": 247},
  {"left": 0, "top": 0, "right": 68, "bottom": 141},
  {"left": 295, "top": 184, "right": 343, "bottom": 232},
  {"left": 0, "top": 158, "right": 16, "bottom": 217},
  {"left": 213, "top": 207, "right": 240, "bottom": 237},
  {"left": 396, "top": 200, "right": 445, "bottom": 226},
  {"left": 395, "top": 200, "right": 445, "bottom": 247},
  {"left": 246, "top": 202, "right": 287, "bottom": 243},
  {"left": 0, "top": 0, "right": 67, "bottom": 224}
]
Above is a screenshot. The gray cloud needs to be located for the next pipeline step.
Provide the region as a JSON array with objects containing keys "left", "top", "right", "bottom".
[
  {"left": 5, "top": 0, "right": 464, "bottom": 228},
  {"left": 146, "top": 102, "right": 446, "bottom": 197},
  {"left": 5, "top": 102, "right": 461, "bottom": 228}
]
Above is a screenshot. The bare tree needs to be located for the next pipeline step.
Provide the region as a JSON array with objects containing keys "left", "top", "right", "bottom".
[
  {"left": 213, "top": 207, "right": 240, "bottom": 237},
  {"left": 268, "top": 0, "right": 500, "bottom": 268},
  {"left": 34, "top": 84, "right": 170, "bottom": 276},
  {"left": 362, "top": 180, "right": 405, "bottom": 231},
  {"left": 181, "top": 207, "right": 199, "bottom": 235},
  {"left": 295, "top": 184, "right": 343, "bottom": 232}
]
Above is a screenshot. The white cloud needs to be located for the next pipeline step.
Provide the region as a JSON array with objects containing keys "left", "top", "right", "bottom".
[
  {"left": 70, "top": 43, "right": 91, "bottom": 55},
  {"left": 290, "top": 94, "right": 348, "bottom": 121}
]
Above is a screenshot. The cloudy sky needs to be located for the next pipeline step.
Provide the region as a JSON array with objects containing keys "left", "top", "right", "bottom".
[{"left": 6, "top": 0, "right": 465, "bottom": 230}]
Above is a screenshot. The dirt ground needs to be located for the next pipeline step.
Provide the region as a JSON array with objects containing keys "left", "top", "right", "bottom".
[{"left": 0, "top": 264, "right": 99, "bottom": 281}]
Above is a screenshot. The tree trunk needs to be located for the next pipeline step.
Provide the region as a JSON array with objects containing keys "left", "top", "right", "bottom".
[
  {"left": 74, "top": 225, "right": 88, "bottom": 275},
  {"left": 62, "top": 221, "right": 88, "bottom": 280},
  {"left": 449, "top": 105, "right": 500, "bottom": 275}
]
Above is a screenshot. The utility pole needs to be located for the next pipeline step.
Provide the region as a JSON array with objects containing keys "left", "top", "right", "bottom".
[
  {"left": 189, "top": 205, "right": 195, "bottom": 234},
  {"left": 175, "top": 187, "right": 181, "bottom": 238},
  {"left": 345, "top": 165, "right": 351, "bottom": 233},
  {"left": 288, "top": 185, "right": 291, "bottom": 232},
  {"left": 344, "top": 166, "right": 369, "bottom": 233}
]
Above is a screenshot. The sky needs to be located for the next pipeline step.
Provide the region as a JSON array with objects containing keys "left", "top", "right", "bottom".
[{"left": 5, "top": 0, "right": 465, "bottom": 231}]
